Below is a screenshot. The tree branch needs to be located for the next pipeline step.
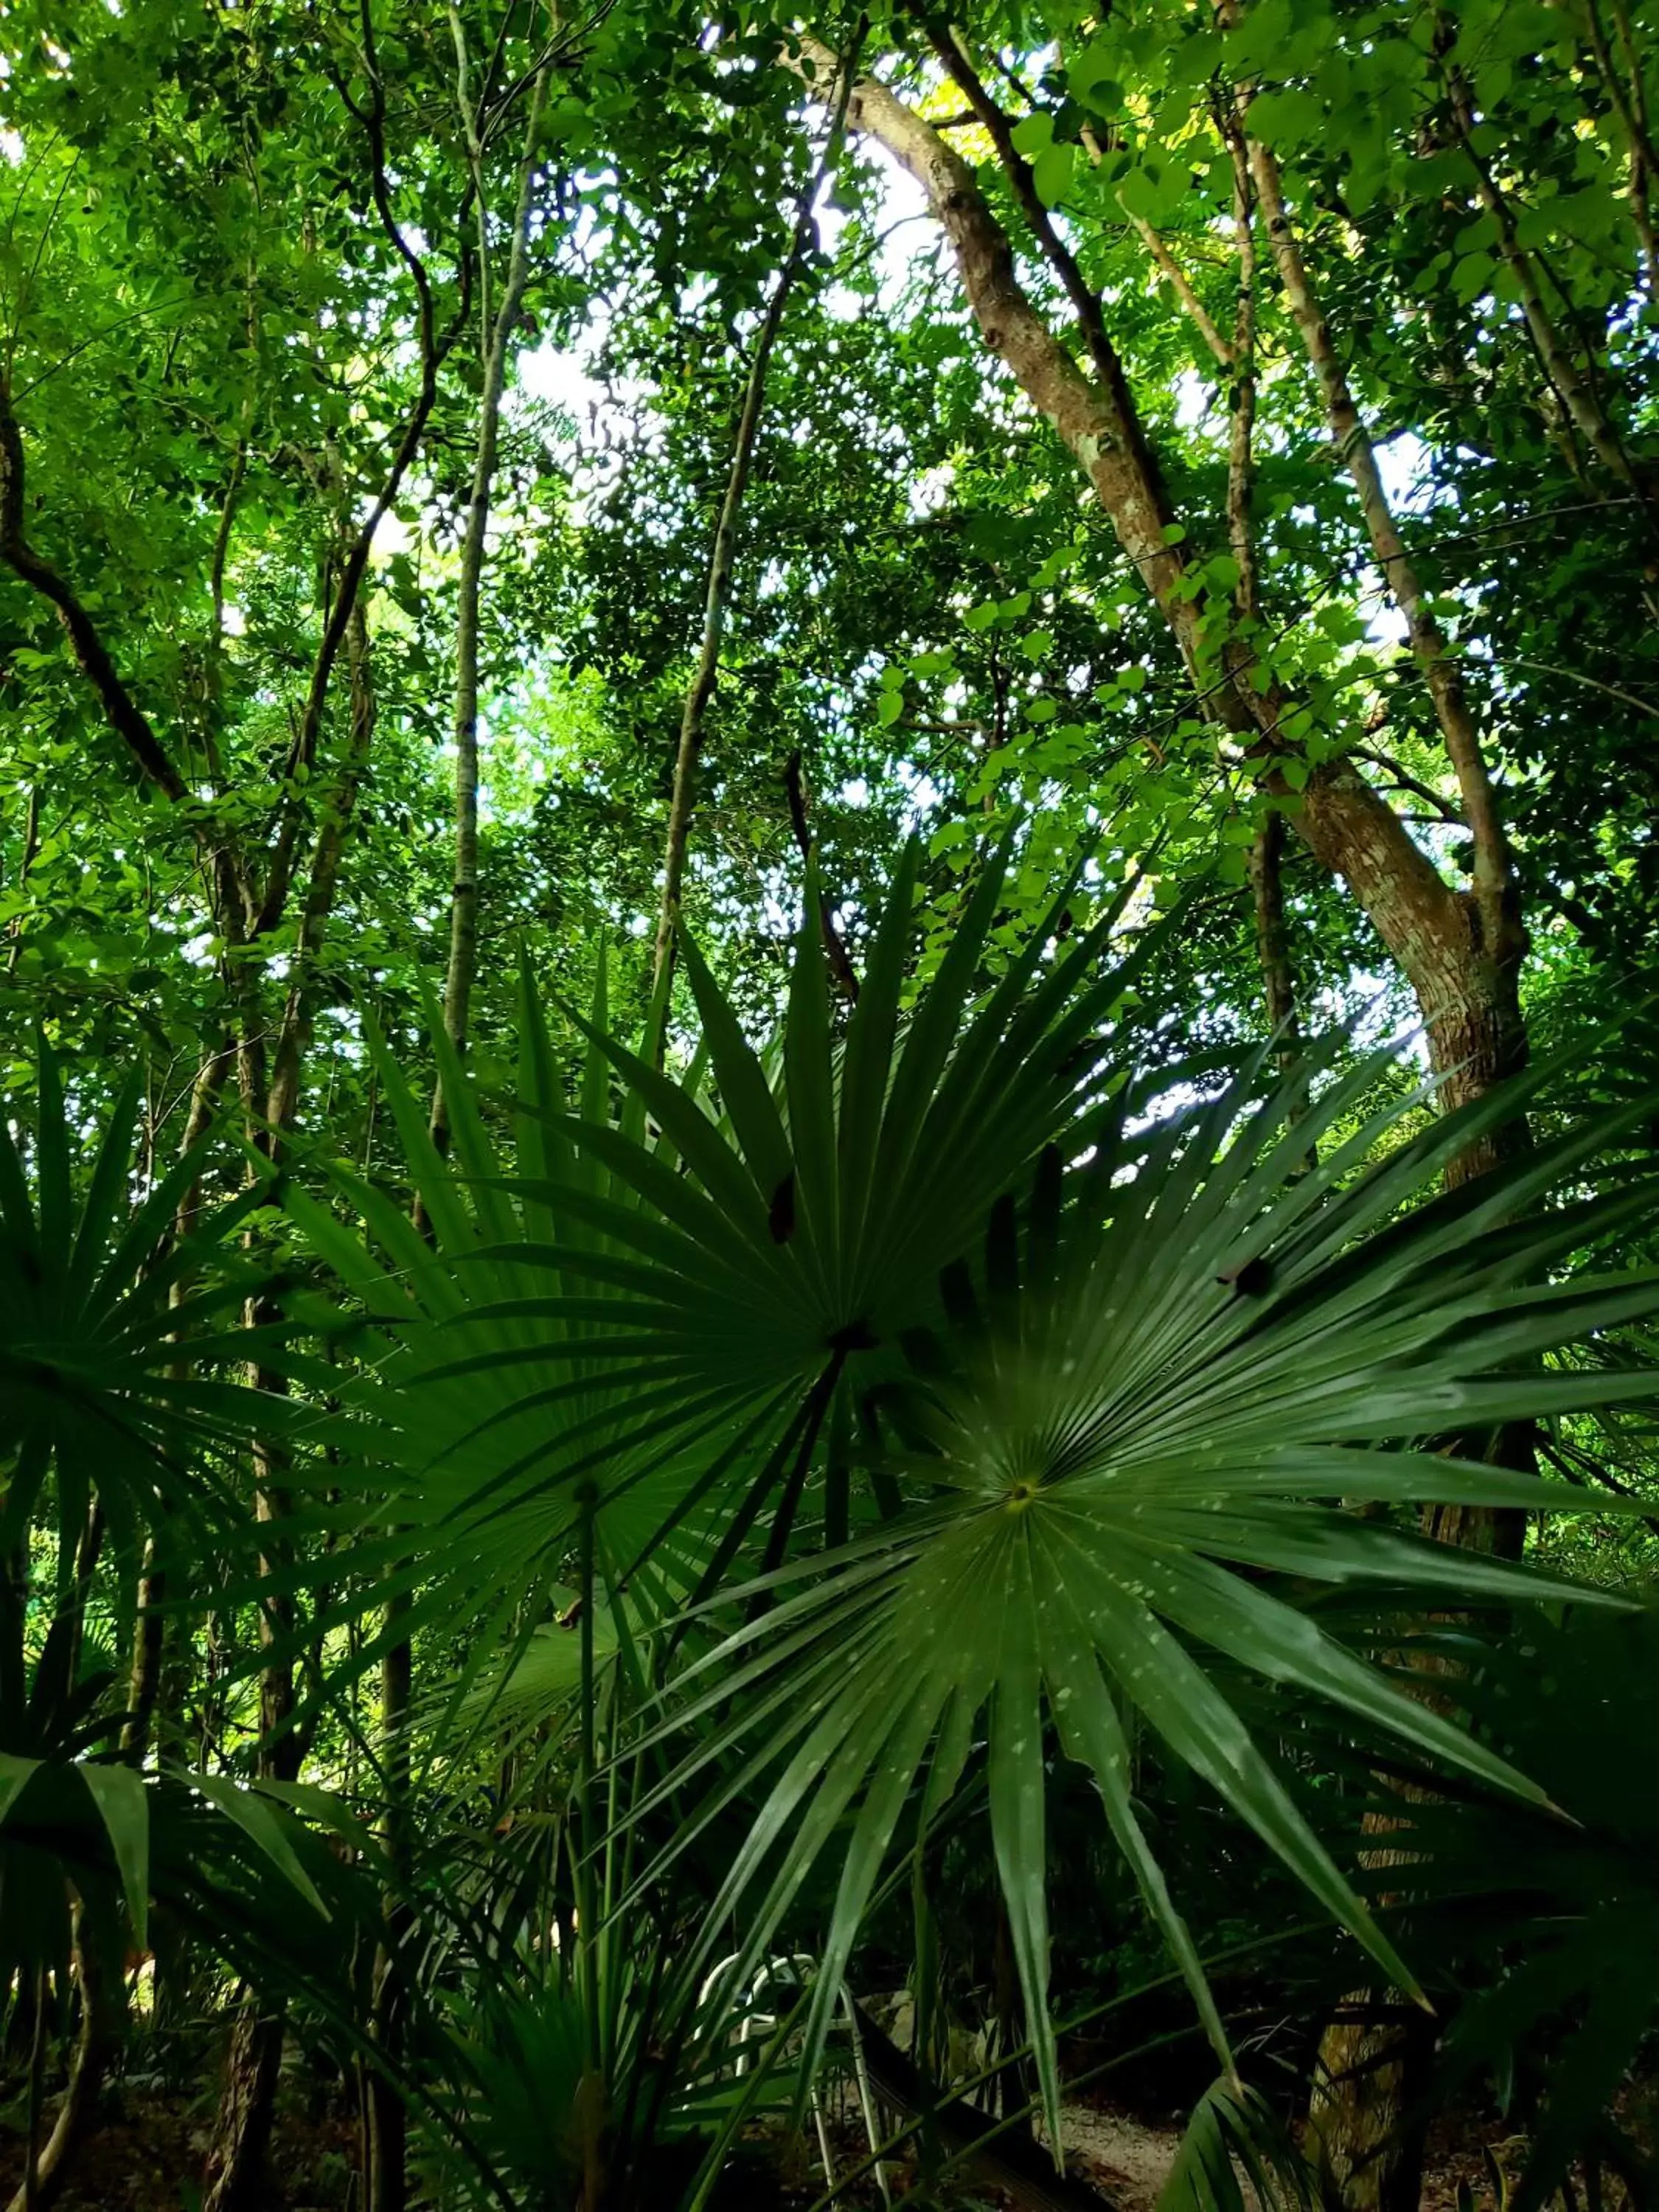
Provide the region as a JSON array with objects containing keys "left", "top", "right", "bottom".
[
  {"left": 1, "top": 381, "right": 187, "bottom": 804},
  {"left": 913, "top": 10, "right": 1176, "bottom": 521},
  {"left": 654, "top": 28, "right": 862, "bottom": 998},
  {"left": 787, "top": 28, "right": 1498, "bottom": 1096},
  {"left": 1221, "top": 1, "right": 1524, "bottom": 1012},
  {"left": 785, "top": 750, "right": 860, "bottom": 1002},
  {"left": 1119, "top": 199, "right": 1233, "bottom": 366}
]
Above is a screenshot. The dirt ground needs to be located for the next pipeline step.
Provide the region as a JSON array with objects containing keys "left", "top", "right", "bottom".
[
  {"left": 1054, "top": 2100, "right": 1528, "bottom": 2212},
  {"left": 0, "top": 2079, "right": 359, "bottom": 2211},
  {"left": 0, "top": 2073, "right": 1579, "bottom": 2211}
]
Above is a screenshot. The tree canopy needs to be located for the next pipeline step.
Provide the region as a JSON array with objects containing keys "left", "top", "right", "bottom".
[{"left": 3, "top": 0, "right": 1659, "bottom": 2207}]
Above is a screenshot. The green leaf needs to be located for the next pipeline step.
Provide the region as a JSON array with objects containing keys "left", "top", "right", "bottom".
[
  {"left": 1032, "top": 142, "right": 1077, "bottom": 208},
  {"left": 1244, "top": 88, "right": 1323, "bottom": 148},
  {"left": 191, "top": 1773, "right": 331, "bottom": 1921},
  {"left": 1009, "top": 111, "right": 1054, "bottom": 157},
  {"left": 80, "top": 1764, "right": 149, "bottom": 1951}
]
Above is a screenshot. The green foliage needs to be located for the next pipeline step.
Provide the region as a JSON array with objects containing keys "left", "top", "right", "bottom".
[
  {"left": 4, "top": 0, "right": 1659, "bottom": 2199},
  {"left": 283, "top": 869, "right": 1659, "bottom": 2195}
]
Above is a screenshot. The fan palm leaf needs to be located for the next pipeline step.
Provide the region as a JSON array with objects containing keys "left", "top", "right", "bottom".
[
  {"left": 279, "top": 863, "right": 1659, "bottom": 2168},
  {"left": 615, "top": 1052, "right": 1659, "bottom": 2147}
]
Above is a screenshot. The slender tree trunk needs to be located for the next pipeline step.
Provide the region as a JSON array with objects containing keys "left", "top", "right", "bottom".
[
  {"left": 796, "top": 35, "right": 1524, "bottom": 1140},
  {"left": 1217, "top": 76, "right": 1535, "bottom": 2168},
  {"left": 1217, "top": 111, "right": 1311, "bottom": 1119},
  {"left": 1, "top": 86, "right": 467, "bottom": 2212},
  {"left": 1584, "top": 0, "right": 1659, "bottom": 295},
  {"left": 204, "top": 611, "right": 381, "bottom": 2212},
  {"left": 428, "top": 61, "right": 550, "bottom": 1151},
  {"left": 1445, "top": 64, "right": 1649, "bottom": 498},
  {"left": 265, "top": 602, "right": 377, "bottom": 1152},
  {"left": 653, "top": 46, "right": 859, "bottom": 1002},
  {"left": 1226, "top": 47, "right": 1528, "bottom": 1067},
  {"left": 6, "top": 1933, "right": 114, "bottom": 2212},
  {"left": 1222, "top": 110, "right": 1259, "bottom": 627},
  {"left": 363, "top": 69, "right": 547, "bottom": 2212},
  {"left": 199, "top": 1427, "right": 304, "bottom": 2212},
  {"left": 121, "top": 1035, "right": 234, "bottom": 1765},
  {"left": 1248, "top": 814, "right": 1302, "bottom": 1059},
  {"left": 783, "top": 750, "right": 860, "bottom": 1000},
  {"left": 364, "top": 1601, "right": 411, "bottom": 2212},
  {"left": 201, "top": 1997, "right": 288, "bottom": 2212},
  {"left": 5, "top": 785, "right": 38, "bottom": 975}
]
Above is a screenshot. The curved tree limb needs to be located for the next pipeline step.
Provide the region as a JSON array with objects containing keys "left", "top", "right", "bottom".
[
  {"left": 653, "top": 27, "right": 863, "bottom": 1001},
  {"left": 788, "top": 33, "right": 1511, "bottom": 1110}
]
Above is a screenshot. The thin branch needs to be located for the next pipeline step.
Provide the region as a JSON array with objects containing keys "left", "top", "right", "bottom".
[
  {"left": 1223, "top": 4, "right": 1523, "bottom": 1006},
  {"left": 1119, "top": 199, "right": 1232, "bottom": 366},
  {"left": 1354, "top": 745, "right": 1467, "bottom": 824},
  {"left": 916, "top": 10, "right": 1172, "bottom": 512},
  {"left": 785, "top": 749, "right": 860, "bottom": 1002},
  {"left": 1584, "top": 0, "right": 1659, "bottom": 293},
  {"left": 1, "top": 381, "right": 187, "bottom": 804},
  {"left": 653, "top": 27, "right": 863, "bottom": 997},
  {"left": 1220, "top": 100, "right": 1258, "bottom": 620},
  {"left": 1445, "top": 60, "right": 1650, "bottom": 499},
  {"left": 259, "top": 27, "right": 481, "bottom": 936},
  {"left": 1501, "top": 653, "right": 1659, "bottom": 720},
  {"left": 431, "top": 56, "right": 554, "bottom": 1145}
]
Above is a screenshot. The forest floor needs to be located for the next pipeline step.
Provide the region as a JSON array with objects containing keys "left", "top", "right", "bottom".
[
  {"left": 0, "top": 2073, "right": 1554, "bottom": 2210},
  {"left": 0, "top": 2072, "right": 360, "bottom": 2210},
  {"left": 1055, "top": 2098, "right": 1523, "bottom": 2212},
  {"left": 807, "top": 2084, "right": 1525, "bottom": 2211}
]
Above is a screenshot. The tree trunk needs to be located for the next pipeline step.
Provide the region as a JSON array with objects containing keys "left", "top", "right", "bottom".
[
  {"left": 800, "top": 44, "right": 1540, "bottom": 2212},
  {"left": 204, "top": 612, "right": 379, "bottom": 2212},
  {"left": 799, "top": 36, "right": 1525, "bottom": 1138},
  {"left": 7, "top": 1930, "right": 115, "bottom": 2212},
  {"left": 364, "top": 1611, "right": 411, "bottom": 2212},
  {"left": 1306, "top": 1998, "right": 1429, "bottom": 2212},
  {"left": 653, "top": 46, "right": 859, "bottom": 1002},
  {"left": 362, "top": 73, "right": 546, "bottom": 2211},
  {"left": 199, "top": 1422, "right": 303, "bottom": 2212},
  {"left": 201, "top": 2005, "right": 286, "bottom": 2212},
  {"left": 428, "top": 60, "right": 550, "bottom": 1151},
  {"left": 1224, "top": 41, "right": 1528, "bottom": 1037},
  {"left": 1248, "top": 812, "right": 1303, "bottom": 1065}
]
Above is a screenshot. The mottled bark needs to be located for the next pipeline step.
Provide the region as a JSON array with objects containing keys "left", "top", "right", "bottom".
[
  {"left": 1307, "top": 2001, "right": 1429, "bottom": 2212},
  {"left": 1230, "top": 67, "right": 1528, "bottom": 1054},
  {"left": 801, "top": 38, "right": 1526, "bottom": 1139}
]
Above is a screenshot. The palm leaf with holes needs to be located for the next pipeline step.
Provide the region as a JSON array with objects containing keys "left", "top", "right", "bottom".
[
  {"left": 277, "top": 863, "right": 1659, "bottom": 2173},
  {"left": 613, "top": 1048, "right": 1659, "bottom": 2154},
  {"left": 276, "top": 849, "right": 1178, "bottom": 1710}
]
